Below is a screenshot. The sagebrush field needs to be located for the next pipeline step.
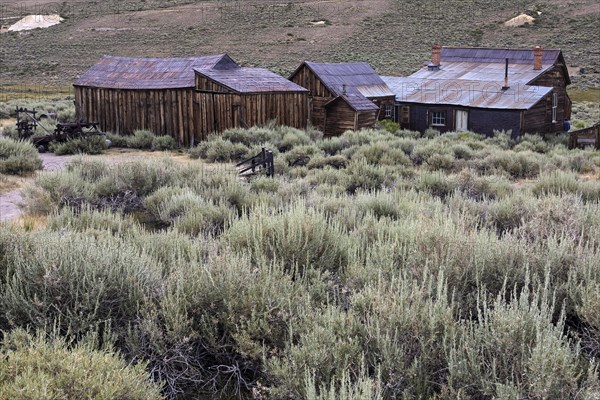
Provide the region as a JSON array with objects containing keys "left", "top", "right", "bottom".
[
  {"left": 1, "top": 0, "right": 599, "bottom": 398},
  {"left": 0, "top": 120, "right": 599, "bottom": 399}
]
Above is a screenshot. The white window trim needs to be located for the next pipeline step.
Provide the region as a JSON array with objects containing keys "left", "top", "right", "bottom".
[
  {"left": 431, "top": 111, "right": 446, "bottom": 126},
  {"left": 384, "top": 104, "right": 392, "bottom": 118},
  {"left": 552, "top": 92, "right": 558, "bottom": 123}
]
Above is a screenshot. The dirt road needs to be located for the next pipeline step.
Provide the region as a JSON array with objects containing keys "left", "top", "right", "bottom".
[{"left": 0, "top": 153, "right": 75, "bottom": 222}]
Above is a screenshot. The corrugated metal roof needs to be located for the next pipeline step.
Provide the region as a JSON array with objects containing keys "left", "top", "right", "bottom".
[
  {"left": 74, "top": 54, "right": 237, "bottom": 89},
  {"left": 194, "top": 67, "right": 309, "bottom": 93},
  {"left": 440, "top": 47, "right": 562, "bottom": 65},
  {"left": 410, "top": 61, "right": 553, "bottom": 84},
  {"left": 382, "top": 76, "right": 552, "bottom": 110},
  {"left": 292, "top": 61, "right": 393, "bottom": 111},
  {"left": 303, "top": 61, "right": 394, "bottom": 97}
]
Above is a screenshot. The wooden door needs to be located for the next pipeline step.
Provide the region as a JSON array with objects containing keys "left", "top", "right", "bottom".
[{"left": 456, "top": 110, "right": 468, "bottom": 131}]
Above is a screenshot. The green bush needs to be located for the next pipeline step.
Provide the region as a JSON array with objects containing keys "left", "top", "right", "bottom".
[
  {"left": 127, "top": 129, "right": 155, "bottom": 149},
  {"left": 318, "top": 136, "right": 351, "bottom": 155},
  {"left": 351, "top": 142, "right": 412, "bottom": 166},
  {"left": 222, "top": 127, "right": 273, "bottom": 146},
  {"left": 250, "top": 176, "right": 279, "bottom": 193},
  {"left": 190, "top": 137, "right": 249, "bottom": 162},
  {"left": 0, "top": 138, "right": 43, "bottom": 175},
  {"left": 417, "top": 171, "right": 457, "bottom": 198},
  {"left": 285, "top": 144, "right": 322, "bottom": 167},
  {"left": 151, "top": 134, "right": 178, "bottom": 151},
  {"left": 49, "top": 135, "right": 108, "bottom": 155},
  {"left": 105, "top": 132, "right": 129, "bottom": 148},
  {"left": 377, "top": 119, "right": 400, "bottom": 133},
  {"left": 446, "top": 287, "right": 587, "bottom": 399},
  {"left": 224, "top": 202, "right": 350, "bottom": 276},
  {"left": 345, "top": 158, "right": 385, "bottom": 194},
  {"left": 0, "top": 329, "right": 163, "bottom": 400},
  {"left": 532, "top": 171, "right": 580, "bottom": 197},
  {"left": 2, "top": 124, "right": 20, "bottom": 140},
  {"left": 0, "top": 228, "right": 162, "bottom": 337},
  {"left": 24, "top": 159, "right": 178, "bottom": 214},
  {"left": 307, "top": 155, "right": 349, "bottom": 170}
]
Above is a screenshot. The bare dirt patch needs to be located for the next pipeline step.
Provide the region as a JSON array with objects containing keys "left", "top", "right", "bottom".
[
  {"left": 7, "top": 14, "right": 64, "bottom": 31},
  {"left": 504, "top": 14, "right": 535, "bottom": 27}
]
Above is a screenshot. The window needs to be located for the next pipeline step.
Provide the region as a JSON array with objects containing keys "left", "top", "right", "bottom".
[
  {"left": 385, "top": 104, "right": 393, "bottom": 118},
  {"left": 400, "top": 106, "right": 410, "bottom": 125},
  {"left": 552, "top": 92, "right": 558, "bottom": 123},
  {"left": 431, "top": 111, "right": 446, "bottom": 126}
]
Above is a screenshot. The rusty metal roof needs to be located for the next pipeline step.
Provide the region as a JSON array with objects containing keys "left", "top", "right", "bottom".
[
  {"left": 410, "top": 61, "right": 554, "bottom": 85},
  {"left": 382, "top": 76, "right": 552, "bottom": 110},
  {"left": 301, "top": 61, "right": 394, "bottom": 97},
  {"left": 291, "top": 61, "right": 393, "bottom": 111},
  {"left": 194, "top": 67, "right": 308, "bottom": 94},
  {"left": 412, "top": 47, "right": 570, "bottom": 85},
  {"left": 74, "top": 54, "right": 238, "bottom": 89}
]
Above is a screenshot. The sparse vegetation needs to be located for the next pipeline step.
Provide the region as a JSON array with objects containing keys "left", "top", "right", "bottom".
[
  {"left": 2, "top": 124, "right": 598, "bottom": 399},
  {"left": 0, "top": 0, "right": 598, "bottom": 396}
]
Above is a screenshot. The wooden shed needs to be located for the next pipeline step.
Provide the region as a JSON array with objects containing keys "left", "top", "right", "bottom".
[
  {"left": 289, "top": 62, "right": 395, "bottom": 136},
  {"left": 382, "top": 45, "right": 572, "bottom": 137},
  {"left": 74, "top": 54, "right": 309, "bottom": 145},
  {"left": 193, "top": 66, "right": 309, "bottom": 136}
]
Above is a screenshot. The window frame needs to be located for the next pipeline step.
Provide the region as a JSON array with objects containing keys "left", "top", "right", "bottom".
[
  {"left": 552, "top": 92, "right": 558, "bottom": 123},
  {"left": 384, "top": 103, "right": 393, "bottom": 118},
  {"left": 431, "top": 111, "right": 447, "bottom": 127}
]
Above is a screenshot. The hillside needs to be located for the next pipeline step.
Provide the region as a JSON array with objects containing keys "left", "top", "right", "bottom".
[{"left": 1, "top": 0, "right": 599, "bottom": 96}]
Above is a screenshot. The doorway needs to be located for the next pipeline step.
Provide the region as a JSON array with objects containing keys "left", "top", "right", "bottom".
[{"left": 456, "top": 110, "right": 468, "bottom": 131}]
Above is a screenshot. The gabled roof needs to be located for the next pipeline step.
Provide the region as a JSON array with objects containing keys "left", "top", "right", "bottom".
[
  {"left": 194, "top": 67, "right": 308, "bottom": 94},
  {"left": 290, "top": 61, "right": 393, "bottom": 111},
  {"left": 411, "top": 47, "right": 570, "bottom": 85},
  {"left": 325, "top": 93, "right": 380, "bottom": 111},
  {"left": 74, "top": 54, "right": 238, "bottom": 89},
  {"left": 382, "top": 76, "right": 552, "bottom": 110}
]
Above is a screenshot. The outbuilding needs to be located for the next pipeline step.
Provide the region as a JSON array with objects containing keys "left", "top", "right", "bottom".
[
  {"left": 289, "top": 61, "right": 395, "bottom": 136},
  {"left": 74, "top": 54, "right": 309, "bottom": 145}
]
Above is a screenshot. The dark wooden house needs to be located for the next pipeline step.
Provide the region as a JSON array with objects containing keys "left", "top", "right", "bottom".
[
  {"left": 289, "top": 62, "right": 395, "bottom": 135},
  {"left": 382, "top": 45, "right": 572, "bottom": 137},
  {"left": 74, "top": 54, "right": 309, "bottom": 145}
]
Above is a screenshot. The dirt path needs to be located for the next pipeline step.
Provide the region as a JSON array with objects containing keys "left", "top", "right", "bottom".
[{"left": 0, "top": 153, "right": 75, "bottom": 222}]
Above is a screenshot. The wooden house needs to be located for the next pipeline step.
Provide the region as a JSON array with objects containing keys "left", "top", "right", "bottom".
[
  {"left": 289, "top": 62, "right": 395, "bottom": 136},
  {"left": 382, "top": 45, "right": 572, "bottom": 137},
  {"left": 74, "top": 54, "right": 309, "bottom": 145}
]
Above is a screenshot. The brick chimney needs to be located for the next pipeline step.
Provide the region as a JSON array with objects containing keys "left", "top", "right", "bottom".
[
  {"left": 432, "top": 43, "right": 441, "bottom": 66},
  {"left": 533, "top": 46, "right": 543, "bottom": 70}
]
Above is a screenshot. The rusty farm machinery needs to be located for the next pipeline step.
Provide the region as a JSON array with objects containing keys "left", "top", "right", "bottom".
[{"left": 15, "top": 106, "right": 105, "bottom": 152}]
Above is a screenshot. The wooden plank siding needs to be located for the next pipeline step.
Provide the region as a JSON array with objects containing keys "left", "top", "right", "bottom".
[
  {"left": 74, "top": 84, "right": 308, "bottom": 146},
  {"left": 290, "top": 65, "right": 334, "bottom": 131},
  {"left": 529, "top": 66, "right": 571, "bottom": 132},
  {"left": 74, "top": 86, "right": 196, "bottom": 142},
  {"left": 522, "top": 92, "right": 553, "bottom": 134},
  {"left": 324, "top": 99, "right": 357, "bottom": 135}
]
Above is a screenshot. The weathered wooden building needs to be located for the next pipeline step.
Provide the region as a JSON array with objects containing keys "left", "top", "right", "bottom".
[
  {"left": 289, "top": 62, "right": 395, "bottom": 135},
  {"left": 193, "top": 66, "right": 309, "bottom": 136},
  {"left": 74, "top": 54, "right": 309, "bottom": 145},
  {"left": 382, "top": 45, "right": 572, "bottom": 137}
]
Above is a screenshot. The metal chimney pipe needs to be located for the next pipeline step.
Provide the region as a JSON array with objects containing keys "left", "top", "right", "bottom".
[{"left": 502, "top": 58, "right": 510, "bottom": 90}]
